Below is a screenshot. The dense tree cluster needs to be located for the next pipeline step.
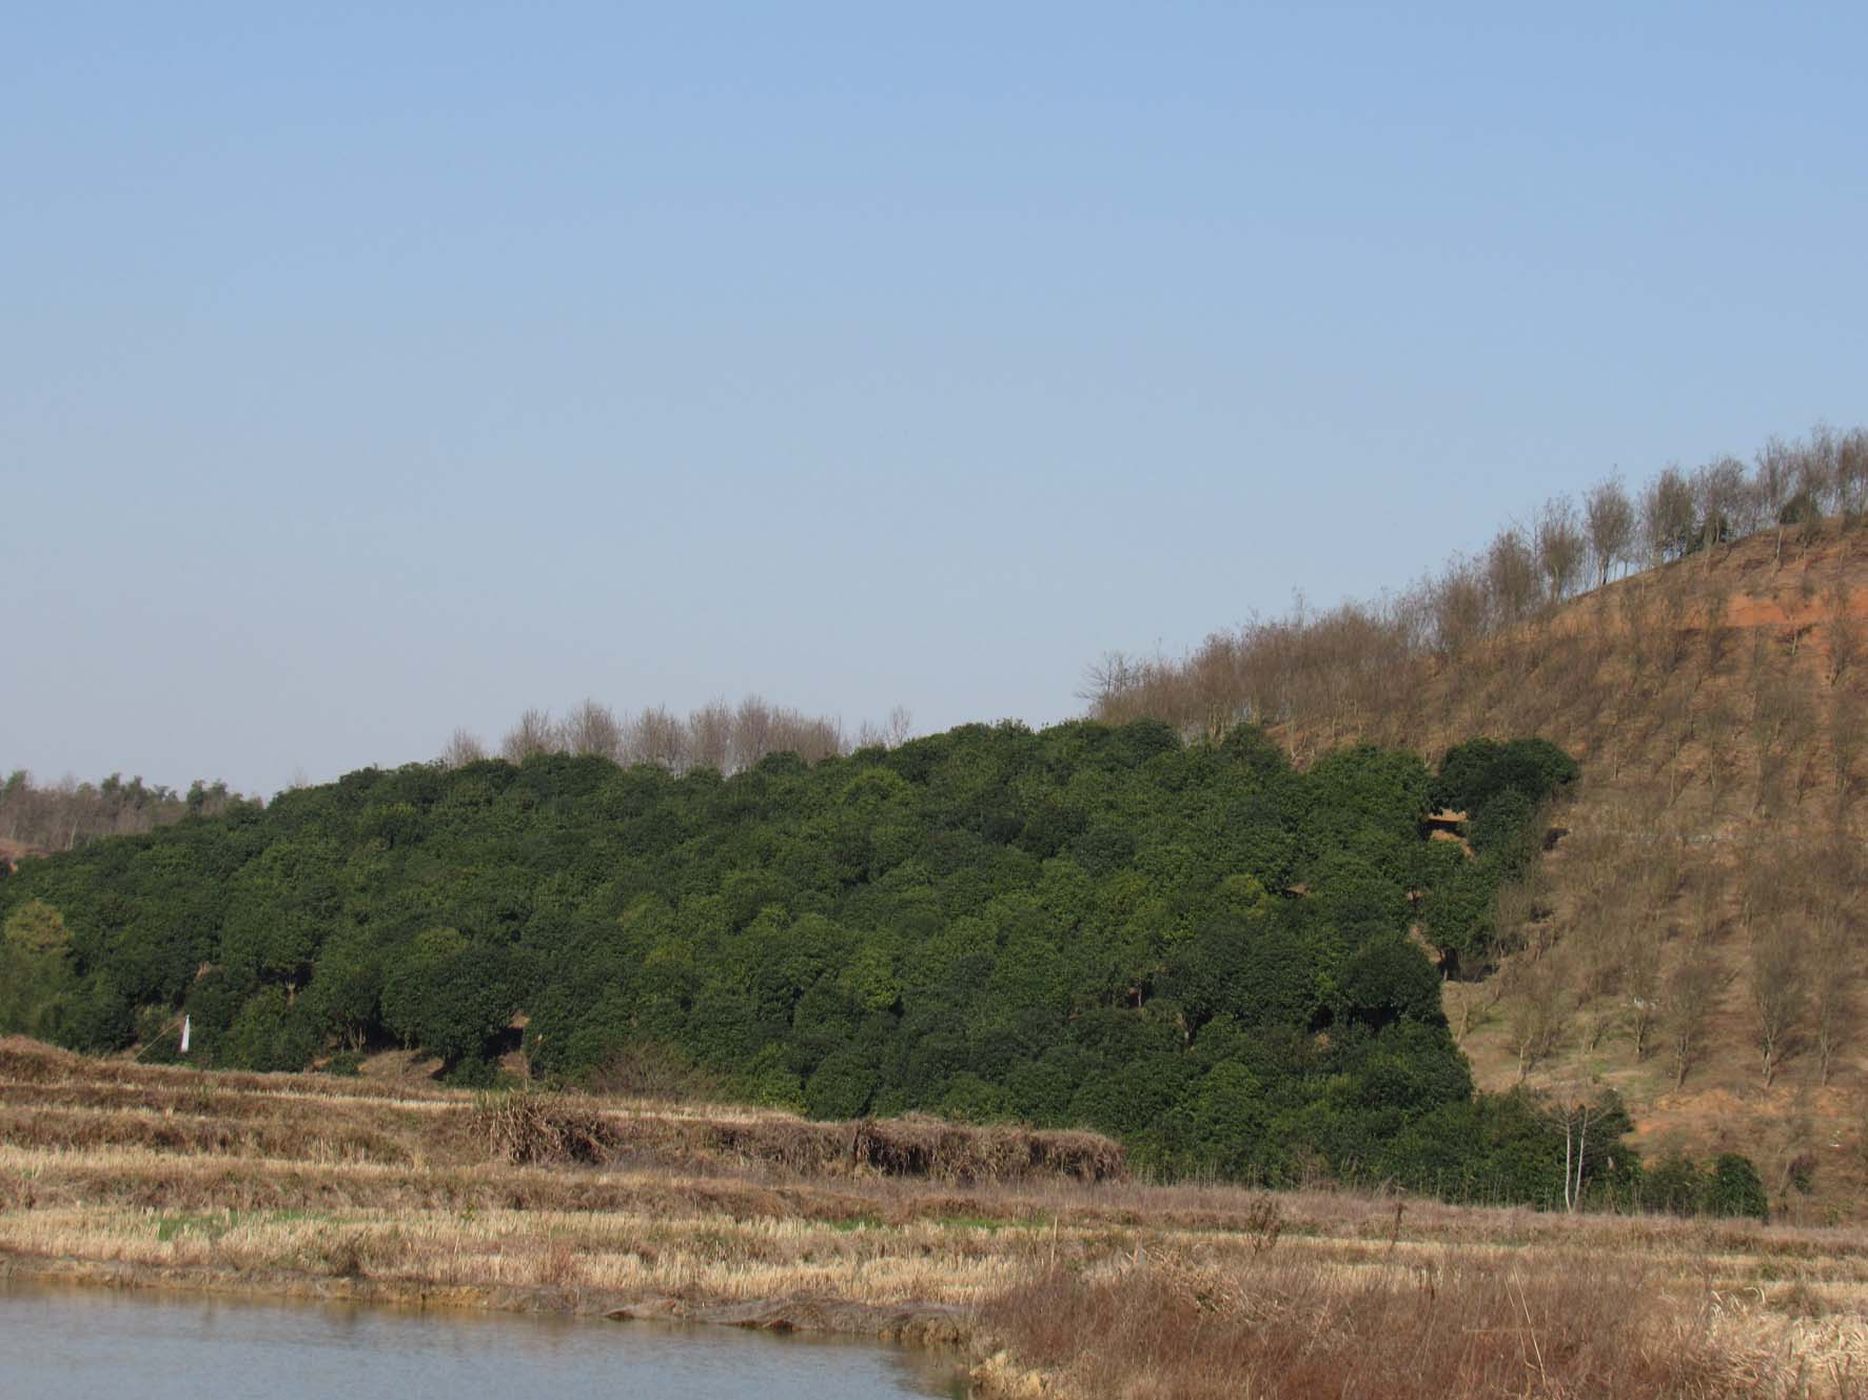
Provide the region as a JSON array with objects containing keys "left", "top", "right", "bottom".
[{"left": 0, "top": 718, "right": 1630, "bottom": 1204}]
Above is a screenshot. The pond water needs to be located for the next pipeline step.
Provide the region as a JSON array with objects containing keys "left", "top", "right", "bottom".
[{"left": 0, "top": 1282, "right": 963, "bottom": 1399}]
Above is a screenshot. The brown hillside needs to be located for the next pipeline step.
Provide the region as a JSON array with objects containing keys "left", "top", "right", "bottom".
[{"left": 1106, "top": 520, "right": 1868, "bottom": 1221}]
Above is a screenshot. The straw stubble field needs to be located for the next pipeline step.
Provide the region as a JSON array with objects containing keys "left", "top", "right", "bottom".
[{"left": 2, "top": 1037, "right": 1865, "bottom": 1397}]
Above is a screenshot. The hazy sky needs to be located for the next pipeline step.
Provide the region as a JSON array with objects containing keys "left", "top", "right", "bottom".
[{"left": 4, "top": 3, "right": 1864, "bottom": 795}]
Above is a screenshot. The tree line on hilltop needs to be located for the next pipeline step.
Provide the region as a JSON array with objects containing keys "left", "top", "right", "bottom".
[
  {"left": 3, "top": 695, "right": 891, "bottom": 858},
  {"left": 1088, "top": 424, "right": 1868, "bottom": 743},
  {"left": 0, "top": 772, "right": 240, "bottom": 856},
  {"left": 444, "top": 694, "right": 914, "bottom": 776}
]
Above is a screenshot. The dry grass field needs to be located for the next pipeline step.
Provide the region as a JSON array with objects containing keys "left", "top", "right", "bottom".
[{"left": 4, "top": 1038, "right": 1868, "bottom": 1395}]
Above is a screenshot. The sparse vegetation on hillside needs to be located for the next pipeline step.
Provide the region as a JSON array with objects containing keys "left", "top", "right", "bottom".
[{"left": 1088, "top": 425, "right": 1866, "bottom": 748}]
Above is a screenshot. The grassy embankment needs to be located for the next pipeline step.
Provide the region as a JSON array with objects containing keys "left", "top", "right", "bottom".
[{"left": 2, "top": 1038, "right": 1865, "bottom": 1397}]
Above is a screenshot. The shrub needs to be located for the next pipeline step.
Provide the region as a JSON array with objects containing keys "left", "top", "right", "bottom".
[
  {"left": 1701, "top": 1153, "right": 1769, "bottom": 1221},
  {"left": 475, "top": 1091, "right": 611, "bottom": 1166},
  {"left": 1640, "top": 1157, "right": 1703, "bottom": 1216}
]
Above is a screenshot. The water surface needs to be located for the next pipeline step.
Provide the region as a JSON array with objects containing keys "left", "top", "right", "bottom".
[{"left": 0, "top": 1282, "right": 961, "bottom": 1399}]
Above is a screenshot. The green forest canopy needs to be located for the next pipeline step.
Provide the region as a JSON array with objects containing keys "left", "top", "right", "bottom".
[{"left": 0, "top": 719, "right": 1655, "bottom": 1205}]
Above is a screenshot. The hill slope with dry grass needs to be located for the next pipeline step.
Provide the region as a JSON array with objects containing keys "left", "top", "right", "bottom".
[
  {"left": 1441, "top": 526, "right": 1868, "bottom": 1222},
  {"left": 1101, "top": 520, "right": 1868, "bottom": 1221}
]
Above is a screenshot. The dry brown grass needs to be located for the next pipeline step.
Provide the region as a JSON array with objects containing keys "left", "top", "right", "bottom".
[
  {"left": 0, "top": 1037, "right": 455, "bottom": 1101},
  {"left": 1, "top": 1037, "right": 1124, "bottom": 1185},
  {"left": 4, "top": 1038, "right": 1867, "bottom": 1397},
  {"left": 601, "top": 1109, "right": 1125, "bottom": 1185},
  {"left": 476, "top": 1092, "right": 613, "bottom": 1166},
  {"left": 983, "top": 1250, "right": 1860, "bottom": 1399}
]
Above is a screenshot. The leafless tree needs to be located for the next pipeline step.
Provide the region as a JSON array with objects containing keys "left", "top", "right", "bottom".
[
  {"left": 474, "top": 692, "right": 877, "bottom": 778},
  {"left": 1832, "top": 690, "right": 1864, "bottom": 809},
  {"left": 1754, "top": 434, "right": 1798, "bottom": 564},
  {"left": 501, "top": 708, "right": 559, "bottom": 762},
  {"left": 1692, "top": 456, "right": 1750, "bottom": 558},
  {"left": 1837, "top": 426, "right": 1868, "bottom": 523},
  {"left": 1486, "top": 527, "right": 1543, "bottom": 626},
  {"left": 1750, "top": 669, "right": 1811, "bottom": 815},
  {"left": 627, "top": 706, "right": 688, "bottom": 771},
  {"left": 1624, "top": 926, "right": 1662, "bottom": 1060},
  {"left": 1826, "top": 572, "right": 1861, "bottom": 684},
  {"left": 1585, "top": 476, "right": 1637, "bottom": 587},
  {"left": 1749, "top": 923, "right": 1808, "bottom": 1088},
  {"left": 1810, "top": 906, "right": 1857, "bottom": 1086},
  {"left": 1077, "top": 425, "right": 1867, "bottom": 780},
  {"left": 1794, "top": 424, "right": 1840, "bottom": 520},
  {"left": 0, "top": 771, "right": 222, "bottom": 851},
  {"left": 885, "top": 705, "right": 915, "bottom": 748},
  {"left": 1667, "top": 945, "right": 1727, "bottom": 1089},
  {"left": 1507, "top": 959, "right": 1566, "bottom": 1079},
  {"left": 1701, "top": 573, "right": 1735, "bottom": 672},
  {"left": 1654, "top": 571, "right": 1696, "bottom": 675},
  {"left": 1642, "top": 467, "right": 1698, "bottom": 564},
  {"left": 1544, "top": 1085, "right": 1607, "bottom": 1212},
  {"left": 562, "top": 699, "right": 624, "bottom": 761},
  {"left": 441, "top": 729, "right": 487, "bottom": 768},
  {"left": 733, "top": 696, "right": 775, "bottom": 769},
  {"left": 1428, "top": 559, "right": 1489, "bottom": 654},
  {"left": 688, "top": 700, "right": 734, "bottom": 772},
  {"left": 770, "top": 708, "right": 844, "bottom": 764},
  {"left": 1535, "top": 496, "right": 1587, "bottom": 602},
  {"left": 1617, "top": 578, "right": 1657, "bottom": 685}
]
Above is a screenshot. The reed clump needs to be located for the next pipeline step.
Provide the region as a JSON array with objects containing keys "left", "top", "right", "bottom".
[
  {"left": 475, "top": 1092, "right": 613, "bottom": 1166},
  {"left": 650, "top": 1113, "right": 1126, "bottom": 1185},
  {"left": 984, "top": 1251, "right": 1807, "bottom": 1399}
]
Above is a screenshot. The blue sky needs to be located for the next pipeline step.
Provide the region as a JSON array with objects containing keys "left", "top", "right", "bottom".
[{"left": 4, "top": 3, "right": 1864, "bottom": 794}]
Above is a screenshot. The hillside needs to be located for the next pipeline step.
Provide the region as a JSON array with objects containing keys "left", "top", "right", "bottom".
[
  {"left": 1449, "top": 526, "right": 1868, "bottom": 1222},
  {"left": 0, "top": 719, "right": 1622, "bottom": 1205},
  {"left": 1102, "top": 520, "right": 1868, "bottom": 1219}
]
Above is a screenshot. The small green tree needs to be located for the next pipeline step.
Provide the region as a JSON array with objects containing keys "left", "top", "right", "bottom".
[
  {"left": 1701, "top": 1153, "right": 1769, "bottom": 1220},
  {"left": 1641, "top": 1156, "right": 1704, "bottom": 1216},
  {"left": 0, "top": 900, "right": 75, "bottom": 1037},
  {"left": 804, "top": 1047, "right": 879, "bottom": 1119}
]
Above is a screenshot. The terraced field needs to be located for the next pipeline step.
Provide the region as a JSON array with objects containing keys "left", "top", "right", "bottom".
[{"left": 3, "top": 1037, "right": 1865, "bottom": 1396}]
